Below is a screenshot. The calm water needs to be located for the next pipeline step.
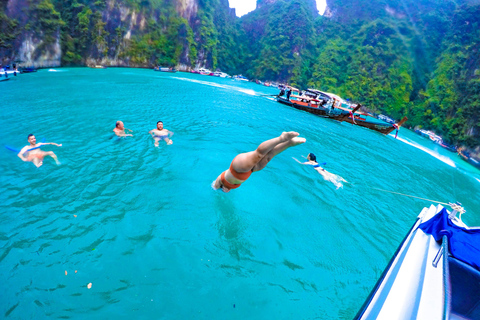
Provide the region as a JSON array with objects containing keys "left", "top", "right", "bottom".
[{"left": 1, "top": 68, "right": 480, "bottom": 319}]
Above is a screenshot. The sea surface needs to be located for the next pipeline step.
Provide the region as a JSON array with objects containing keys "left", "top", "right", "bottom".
[{"left": 1, "top": 68, "right": 479, "bottom": 319}]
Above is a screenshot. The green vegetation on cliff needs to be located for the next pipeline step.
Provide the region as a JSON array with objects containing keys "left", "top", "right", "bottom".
[{"left": 2, "top": 0, "right": 479, "bottom": 147}]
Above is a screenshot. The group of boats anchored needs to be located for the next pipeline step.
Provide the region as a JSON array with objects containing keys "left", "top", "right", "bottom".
[
  {"left": 154, "top": 66, "right": 253, "bottom": 81},
  {"left": 414, "top": 128, "right": 480, "bottom": 170}
]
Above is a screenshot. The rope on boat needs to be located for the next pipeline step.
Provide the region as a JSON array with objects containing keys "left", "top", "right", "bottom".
[
  {"left": 371, "top": 187, "right": 466, "bottom": 214},
  {"left": 371, "top": 187, "right": 450, "bottom": 205}
]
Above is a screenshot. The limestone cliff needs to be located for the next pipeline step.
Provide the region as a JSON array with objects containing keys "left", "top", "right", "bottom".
[{"left": 1, "top": 0, "right": 232, "bottom": 69}]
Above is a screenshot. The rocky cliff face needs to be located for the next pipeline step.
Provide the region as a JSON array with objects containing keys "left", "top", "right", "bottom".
[
  {"left": 1, "top": 0, "right": 220, "bottom": 69},
  {"left": 4, "top": 0, "right": 61, "bottom": 67},
  {"left": 176, "top": 0, "right": 198, "bottom": 22},
  {"left": 16, "top": 34, "right": 62, "bottom": 68}
]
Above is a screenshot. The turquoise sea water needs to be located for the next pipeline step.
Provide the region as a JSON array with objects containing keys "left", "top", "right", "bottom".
[{"left": 1, "top": 68, "right": 480, "bottom": 319}]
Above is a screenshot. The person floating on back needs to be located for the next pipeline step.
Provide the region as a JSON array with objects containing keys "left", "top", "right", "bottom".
[
  {"left": 212, "top": 132, "right": 306, "bottom": 192},
  {"left": 18, "top": 134, "right": 61, "bottom": 167},
  {"left": 113, "top": 121, "right": 133, "bottom": 137},
  {"left": 149, "top": 121, "right": 173, "bottom": 147},
  {"left": 293, "top": 153, "right": 347, "bottom": 189}
]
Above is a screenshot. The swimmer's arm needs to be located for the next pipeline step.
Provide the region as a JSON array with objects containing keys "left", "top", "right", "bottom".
[
  {"left": 114, "top": 131, "right": 132, "bottom": 137},
  {"left": 125, "top": 128, "right": 133, "bottom": 132},
  {"left": 292, "top": 157, "right": 310, "bottom": 165},
  {"left": 168, "top": 131, "right": 174, "bottom": 137},
  {"left": 292, "top": 157, "right": 313, "bottom": 166},
  {"left": 17, "top": 147, "right": 29, "bottom": 161},
  {"left": 41, "top": 142, "right": 62, "bottom": 147}
]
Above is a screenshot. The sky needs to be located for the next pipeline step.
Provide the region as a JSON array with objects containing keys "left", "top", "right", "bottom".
[{"left": 229, "top": 0, "right": 327, "bottom": 17}]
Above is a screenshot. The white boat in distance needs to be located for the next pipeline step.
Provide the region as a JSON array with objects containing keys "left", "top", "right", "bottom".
[
  {"left": 0, "top": 67, "right": 19, "bottom": 80},
  {"left": 193, "top": 68, "right": 212, "bottom": 75},
  {"left": 355, "top": 204, "right": 480, "bottom": 320},
  {"left": 213, "top": 71, "right": 231, "bottom": 78},
  {"left": 233, "top": 74, "right": 249, "bottom": 81}
]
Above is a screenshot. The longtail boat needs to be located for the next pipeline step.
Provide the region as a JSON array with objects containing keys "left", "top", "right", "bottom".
[
  {"left": 338, "top": 105, "right": 408, "bottom": 135},
  {"left": 276, "top": 89, "right": 407, "bottom": 135}
]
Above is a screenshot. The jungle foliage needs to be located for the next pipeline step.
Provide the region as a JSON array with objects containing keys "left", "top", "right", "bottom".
[{"left": 1, "top": 0, "right": 480, "bottom": 147}]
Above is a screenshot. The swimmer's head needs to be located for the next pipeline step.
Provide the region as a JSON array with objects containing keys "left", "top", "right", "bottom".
[
  {"left": 307, "top": 153, "right": 316, "bottom": 161},
  {"left": 116, "top": 121, "right": 124, "bottom": 129},
  {"left": 27, "top": 134, "right": 36, "bottom": 144},
  {"left": 157, "top": 121, "right": 163, "bottom": 130}
]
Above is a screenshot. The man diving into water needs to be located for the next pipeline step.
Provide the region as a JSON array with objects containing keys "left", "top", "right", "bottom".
[
  {"left": 149, "top": 121, "right": 173, "bottom": 146},
  {"left": 213, "top": 132, "right": 306, "bottom": 192},
  {"left": 18, "top": 134, "right": 62, "bottom": 168}
]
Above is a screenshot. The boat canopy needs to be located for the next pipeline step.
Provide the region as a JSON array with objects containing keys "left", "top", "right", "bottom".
[
  {"left": 419, "top": 207, "right": 480, "bottom": 272},
  {"left": 355, "top": 205, "right": 480, "bottom": 320}
]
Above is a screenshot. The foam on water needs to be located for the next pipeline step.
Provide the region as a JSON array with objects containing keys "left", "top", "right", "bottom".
[
  {"left": 396, "top": 135, "right": 456, "bottom": 167},
  {"left": 173, "top": 76, "right": 260, "bottom": 96}
]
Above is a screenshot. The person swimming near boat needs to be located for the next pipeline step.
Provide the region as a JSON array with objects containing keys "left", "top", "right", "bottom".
[
  {"left": 149, "top": 121, "right": 173, "bottom": 146},
  {"left": 212, "top": 132, "right": 306, "bottom": 192},
  {"left": 293, "top": 153, "right": 347, "bottom": 189},
  {"left": 17, "top": 134, "right": 62, "bottom": 168},
  {"left": 113, "top": 121, "right": 133, "bottom": 137}
]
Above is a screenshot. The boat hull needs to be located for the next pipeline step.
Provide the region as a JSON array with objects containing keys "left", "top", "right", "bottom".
[
  {"left": 277, "top": 96, "right": 406, "bottom": 134},
  {"left": 355, "top": 205, "right": 480, "bottom": 320},
  {"left": 343, "top": 117, "right": 399, "bottom": 135}
]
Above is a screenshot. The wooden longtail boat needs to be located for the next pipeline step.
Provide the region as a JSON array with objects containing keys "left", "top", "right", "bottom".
[
  {"left": 337, "top": 105, "right": 408, "bottom": 135},
  {"left": 276, "top": 91, "right": 407, "bottom": 135},
  {"left": 277, "top": 95, "right": 332, "bottom": 117}
]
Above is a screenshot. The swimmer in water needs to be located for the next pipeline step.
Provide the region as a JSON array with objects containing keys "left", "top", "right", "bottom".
[
  {"left": 113, "top": 121, "right": 133, "bottom": 137},
  {"left": 149, "top": 121, "right": 173, "bottom": 146},
  {"left": 18, "top": 134, "right": 62, "bottom": 167},
  {"left": 293, "top": 153, "right": 347, "bottom": 189},
  {"left": 213, "top": 132, "right": 306, "bottom": 192}
]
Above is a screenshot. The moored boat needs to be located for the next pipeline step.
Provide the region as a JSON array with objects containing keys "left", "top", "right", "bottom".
[
  {"left": 276, "top": 87, "right": 407, "bottom": 135},
  {"left": 20, "top": 67, "right": 37, "bottom": 73},
  {"left": 458, "top": 149, "right": 480, "bottom": 170},
  {"left": 415, "top": 129, "right": 443, "bottom": 143},
  {"left": 415, "top": 129, "right": 458, "bottom": 152},
  {"left": 342, "top": 111, "right": 408, "bottom": 135},
  {"left": 0, "top": 66, "right": 20, "bottom": 78},
  {"left": 212, "top": 71, "right": 230, "bottom": 78},
  {"left": 193, "top": 68, "right": 212, "bottom": 75},
  {"left": 154, "top": 66, "right": 177, "bottom": 73},
  {"left": 355, "top": 203, "right": 480, "bottom": 320},
  {"left": 233, "top": 74, "right": 249, "bottom": 81},
  {"left": 0, "top": 67, "right": 20, "bottom": 78},
  {"left": 378, "top": 114, "right": 396, "bottom": 124}
]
